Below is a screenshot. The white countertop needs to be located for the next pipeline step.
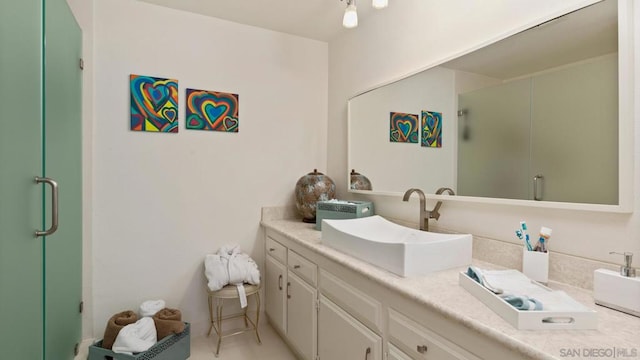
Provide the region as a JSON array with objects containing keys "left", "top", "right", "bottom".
[{"left": 261, "top": 217, "right": 640, "bottom": 360}]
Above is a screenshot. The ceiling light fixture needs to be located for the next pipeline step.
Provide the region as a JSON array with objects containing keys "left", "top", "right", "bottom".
[
  {"left": 342, "top": 0, "right": 358, "bottom": 29},
  {"left": 341, "top": 0, "right": 387, "bottom": 29},
  {"left": 372, "top": 0, "right": 388, "bottom": 9}
]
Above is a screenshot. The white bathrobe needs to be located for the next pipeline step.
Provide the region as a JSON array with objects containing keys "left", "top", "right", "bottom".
[{"left": 205, "top": 244, "right": 260, "bottom": 307}]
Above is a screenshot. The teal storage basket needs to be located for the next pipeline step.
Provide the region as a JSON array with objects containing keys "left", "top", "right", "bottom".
[
  {"left": 315, "top": 200, "right": 374, "bottom": 230},
  {"left": 88, "top": 322, "right": 190, "bottom": 360}
]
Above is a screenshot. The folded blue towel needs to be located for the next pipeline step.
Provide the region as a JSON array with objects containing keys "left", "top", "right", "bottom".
[{"left": 500, "top": 294, "right": 543, "bottom": 311}]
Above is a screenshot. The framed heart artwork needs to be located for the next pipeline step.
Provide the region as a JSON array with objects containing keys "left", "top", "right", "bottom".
[
  {"left": 389, "top": 112, "right": 418, "bottom": 143},
  {"left": 130, "top": 74, "right": 179, "bottom": 133},
  {"left": 421, "top": 110, "right": 442, "bottom": 148},
  {"left": 185, "top": 88, "right": 239, "bottom": 133}
]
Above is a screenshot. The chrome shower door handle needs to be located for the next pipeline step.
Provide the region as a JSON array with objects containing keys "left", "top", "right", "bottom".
[
  {"left": 35, "top": 176, "right": 59, "bottom": 237},
  {"left": 533, "top": 174, "right": 544, "bottom": 201}
]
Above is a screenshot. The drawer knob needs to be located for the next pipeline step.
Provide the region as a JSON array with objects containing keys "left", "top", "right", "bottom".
[
  {"left": 269, "top": 248, "right": 276, "bottom": 252},
  {"left": 417, "top": 345, "right": 428, "bottom": 354},
  {"left": 293, "top": 264, "right": 301, "bottom": 269}
]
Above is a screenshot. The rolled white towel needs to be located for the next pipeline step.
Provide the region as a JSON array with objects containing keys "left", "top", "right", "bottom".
[
  {"left": 139, "top": 299, "right": 166, "bottom": 317},
  {"left": 112, "top": 317, "right": 157, "bottom": 355}
]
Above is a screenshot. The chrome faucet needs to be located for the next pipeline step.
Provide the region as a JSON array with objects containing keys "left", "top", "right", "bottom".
[
  {"left": 402, "top": 187, "right": 455, "bottom": 231},
  {"left": 402, "top": 188, "right": 428, "bottom": 231}
]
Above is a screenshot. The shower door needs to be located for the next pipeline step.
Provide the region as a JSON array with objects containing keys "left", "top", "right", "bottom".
[{"left": 0, "top": 0, "right": 82, "bottom": 359}]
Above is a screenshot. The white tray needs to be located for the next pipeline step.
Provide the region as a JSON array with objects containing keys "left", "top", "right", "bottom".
[{"left": 459, "top": 272, "right": 597, "bottom": 330}]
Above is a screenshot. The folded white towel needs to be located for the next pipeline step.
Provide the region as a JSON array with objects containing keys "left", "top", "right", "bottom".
[
  {"left": 139, "top": 299, "right": 166, "bottom": 317},
  {"left": 112, "top": 317, "right": 157, "bottom": 355},
  {"left": 204, "top": 244, "right": 260, "bottom": 308}
]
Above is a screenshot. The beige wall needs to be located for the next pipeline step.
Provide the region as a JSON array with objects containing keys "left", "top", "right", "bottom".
[{"left": 91, "top": 0, "right": 328, "bottom": 337}]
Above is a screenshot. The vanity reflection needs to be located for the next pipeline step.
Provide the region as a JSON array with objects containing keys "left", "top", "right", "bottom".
[{"left": 348, "top": 0, "right": 625, "bottom": 207}]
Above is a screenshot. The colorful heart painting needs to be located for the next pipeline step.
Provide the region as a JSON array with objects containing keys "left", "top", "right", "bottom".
[
  {"left": 389, "top": 112, "right": 418, "bottom": 143},
  {"left": 421, "top": 110, "right": 442, "bottom": 147},
  {"left": 130, "top": 74, "right": 179, "bottom": 133},
  {"left": 186, "top": 88, "right": 239, "bottom": 133}
]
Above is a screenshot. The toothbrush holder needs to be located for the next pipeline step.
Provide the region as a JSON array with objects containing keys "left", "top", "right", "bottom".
[{"left": 522, "top": 248, "right": 549, "bottom": 283}]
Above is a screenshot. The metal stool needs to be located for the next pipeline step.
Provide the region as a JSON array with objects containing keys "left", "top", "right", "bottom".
[{"left": 207, "top": 283, "right": 262, "bottom": 356}]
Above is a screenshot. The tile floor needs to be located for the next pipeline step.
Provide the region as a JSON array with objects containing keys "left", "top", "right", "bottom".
[{"left": 189, "top": 322, "right": 296, "bottom": 360}]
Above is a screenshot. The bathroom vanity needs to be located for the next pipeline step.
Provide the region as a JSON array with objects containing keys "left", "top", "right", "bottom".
[{"left": 261, "top": 210, "right": 640, "bottom": 360}]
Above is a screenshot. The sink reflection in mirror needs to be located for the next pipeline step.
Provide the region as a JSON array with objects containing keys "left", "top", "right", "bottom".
[{"left": 321, "top": 215, "right": 472, "bottom": 277}]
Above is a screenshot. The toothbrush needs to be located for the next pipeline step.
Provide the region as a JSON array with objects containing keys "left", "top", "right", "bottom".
[
  {"left": 537, "top": 227, "right": 552, "bottom": 253},
  {"left": 520, "top": 221, "right": 533, "bottom": 251},
  {"left": 516, "top": 229, "right": 532, "bottom": 251},
  {"left": 539, "top": 238, "right": 546, "bottom": 252}
]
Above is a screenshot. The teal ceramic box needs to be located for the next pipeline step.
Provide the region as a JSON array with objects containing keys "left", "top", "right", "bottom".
[{"left": 315, "top": 200, "right": 374, "bottom": 230}]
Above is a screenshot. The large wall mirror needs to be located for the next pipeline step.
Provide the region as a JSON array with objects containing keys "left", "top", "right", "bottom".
[{"left": 348, "top": 0, "right": 633, "bottom": 211}]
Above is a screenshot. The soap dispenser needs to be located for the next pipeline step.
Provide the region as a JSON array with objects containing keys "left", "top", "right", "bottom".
[{"left": 593, "top": 252, "right": 640, "bottom": 317}]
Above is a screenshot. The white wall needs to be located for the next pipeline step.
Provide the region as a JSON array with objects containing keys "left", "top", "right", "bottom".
[
  {"left": 92, "top": 0, "right": 327, "bottom": 337},
  {"left": 328, "top": 0, "right": 639, "bottom": 264}
]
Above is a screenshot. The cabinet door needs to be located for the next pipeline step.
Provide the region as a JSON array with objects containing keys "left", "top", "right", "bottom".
[
  {"left": 265, "top": 255, "right": 287, "bottom": 334},
  {"left": 287, "top": 271, "right": 317, "bottom": 360},
  {"left": 318, "top": 296, "right": 382, "bottom": 360}
]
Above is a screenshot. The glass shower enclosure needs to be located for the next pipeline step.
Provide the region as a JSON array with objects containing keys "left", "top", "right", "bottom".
[{"left": 0, "top": 0, "right": 82, "bottom": 358}]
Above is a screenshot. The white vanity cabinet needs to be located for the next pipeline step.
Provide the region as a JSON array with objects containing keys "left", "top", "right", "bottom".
[
  {"left": 265, "top": 231, "right": 317, "bottom": 360},
  {"left": 264, "top": 226, "right": 531, "bottom": 360}
]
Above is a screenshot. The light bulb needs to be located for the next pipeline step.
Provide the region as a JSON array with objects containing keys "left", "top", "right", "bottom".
[
  {"left": 372, "top": 0, "right": 388, "bottom": 9},
  {"left": 343, "top": 2, "right": 358, "bottom": 28}
]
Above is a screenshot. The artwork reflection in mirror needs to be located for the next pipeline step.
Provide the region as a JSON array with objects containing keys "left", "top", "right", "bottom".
[{"left": 348, "top": 0, "right": 618, "bottom": 205}]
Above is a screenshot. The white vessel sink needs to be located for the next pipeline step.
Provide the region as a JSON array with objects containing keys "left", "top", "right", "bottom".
[{"left": 321, "top": 215, "right": 472, "bottom": 277}]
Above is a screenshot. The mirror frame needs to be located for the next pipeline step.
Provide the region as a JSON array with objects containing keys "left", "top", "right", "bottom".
[{"left": 347, "top": 0, "right": 634, "bottom": 213}]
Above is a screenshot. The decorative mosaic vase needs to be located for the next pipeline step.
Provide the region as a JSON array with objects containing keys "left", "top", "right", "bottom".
[
  {"left": 350, "top": 169, "right": 372, "bottom": 191},
  {"left": 295, "top": 169, "right": 336, "bottom": 223}
]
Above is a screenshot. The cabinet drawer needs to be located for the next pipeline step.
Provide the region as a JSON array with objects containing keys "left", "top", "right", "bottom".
[
  {"left": 388, "top": 343, "right": 413, "bottom": 360},
  {"left": 288, "top": 249, "right": 317, "bottom": 286},
  {"left": 319, "top": 269, "right": 382, "bottom": 333},
  {"left": 266, "top": 236, "right": 287, "bottom": 264},
  {"left": 388, "top": 308, "right": 480, "bottom": 360}
]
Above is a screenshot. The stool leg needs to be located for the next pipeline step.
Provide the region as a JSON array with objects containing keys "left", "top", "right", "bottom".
[
  {"left": 254, "top": 291, "right": 262, "bottom": 344},
  {"left": 243, "top": 301, "right": 249, "bottom": 327},
  {"left": 207, "top": 294, "right": 214, "bottom": 337},
  {"left": 215, "top": 298, "right": 223, "bottom": 356}
]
